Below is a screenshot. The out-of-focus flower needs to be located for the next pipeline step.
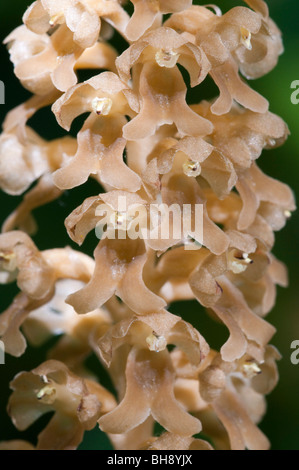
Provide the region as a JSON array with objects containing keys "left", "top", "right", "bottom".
[
  {"left": 5, "top": 25, "right": 83, "bottom": 94},
  {"left": 0, "top": 231, "right": 54, "bottom": 297},
  {"left": 23, "top": 0, "right": 129, "bottom": 47},
  {"left": 0, "top": 128, "right": 76, "bottom": 233},
  {"left": 0, "top": 440, "right": 36, "bottom": 450},
  {"left": 198, "top": 345, "right": 280, "bottom": 450},
  {"left": 4, "top": 23, "right": 119, "bottom": 94},
  {"left": 140, "top": 431, "right": 213, "bottom": 450},
  {"left": 0, "top": 244, "right": 96, "bottom": 356}
]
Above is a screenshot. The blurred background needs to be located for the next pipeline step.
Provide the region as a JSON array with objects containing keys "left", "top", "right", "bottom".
[{"left": 0, "top": 0, "right": 298, "bottom": 450}]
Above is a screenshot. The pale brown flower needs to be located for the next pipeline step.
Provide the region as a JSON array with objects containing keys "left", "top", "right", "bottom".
[
  {"left": 5, "top": 21, "right": 120, "bottom": 94},
  {"left": 0, "top": 440, "right": 36, "bottom": 450},
  {"left": 141, "top": 431, "right": 213, "bottom": 450},
  {"left": 8, "top": 360, "right": 116, "bottom": 450},
  {"left": 122, "top": 62, "right": 213, "bottom": 140},
  {"left": 0, "top": 0, "right": 294, "bottom": 452},
  {"left": 0, "top": 127, "right": 48, "bottom": 196},
  {"left": 0, "top": 246, "right": 96, "bottom": 356},
  {"left": 52, "top": 72, "right": 141, "bottom": 190},
  {"left": 0, "top": 128, "right": 77, "bottom": 233},
  {"left": 142, "top": 134, "right": 236, "bottom": 199},
  {"left": 198, "top": 346, "right": 280, "bottom": 450},
  {"left": 192, "top": 100, "right": 289, "bottom": 170},
  {"left": 125, "top": 0, "right": 192, "bottom": 41},
  {"left": 23, "top": 0, "right": 129, "bottom": 47},
  {"left": 65, "top": 237, "right": 167, "bottom": 315},
  {"left": 97, "top": 311, "right": 209, "bottom": 436},
  {"left": 5, "top": 25, "right": 83, "bottom": 94},
  {"left": 117, "top": 26, "right": 210, "bottom": 88},
  {"left": 166, "top": 3, "right": 282, "bottom": 114},
  {"left": 0, "top": 231, "right": 54, "bottom": 297},
  {"left": 2, "top": 89, "right": 59, "bottom": 138}
]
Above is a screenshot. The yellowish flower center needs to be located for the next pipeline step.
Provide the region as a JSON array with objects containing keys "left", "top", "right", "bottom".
[
  {"left": 284, "top": 210, "right": 292, "bottom": 219},
  {"left": 0, "top": 251, "right": 17, "bottom": 272},
  {"left": 146, "top": 332, "right": 167, "bottom": 352},
  {"left": 227, "top": 249, "right": 253, "bottom": 274},
  {"left": 155, "top": 49, "right": 180, "bottom": 68},
  {"left": 49, "top": 13, "right": 64, "bottom": 27},
  {"left": 36, "top": 385, "right": 56, "bottom": 404},
  {"left": 241, "top": 360, "right": 262, "bottom": 379},
  {"left": 110, "top": 211, "right": 129, "bottom": 229},
  {"left": 266, "top": 137, "right": 277, "bottom": 147},
  {"left": 240, "top": 27, "right": 252, "bottom": 50},
  {"left": 36, "top": 379, "right": 81, "bottom": 413},
  {"left": 91, "top": 97, "right": 113, "bottom": 116},
  {"left": 182, "top": 160, "right": 201, "bottom": 177}
]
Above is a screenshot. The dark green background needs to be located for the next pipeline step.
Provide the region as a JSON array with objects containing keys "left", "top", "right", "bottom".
[{"left": 0, "top": 0, "right": 298, "bottom": 450}]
